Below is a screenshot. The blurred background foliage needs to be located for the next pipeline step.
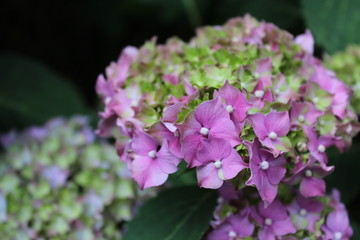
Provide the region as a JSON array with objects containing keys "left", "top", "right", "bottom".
[{"left": 1, "top": 0, "right": 360, "bottom": 238}]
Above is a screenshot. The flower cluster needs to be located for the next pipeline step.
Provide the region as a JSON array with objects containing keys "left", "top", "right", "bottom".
[
  {"left": 96, "top": 15, "right": 359, "bottom": 206},
  {"left": 207, "top": 184, "right": 352, "bottom": 240},
  {"left": 0, "top": 117, "right": 156, "bottom": 239},
  {"left": 325, "top": 45, "right": 360, "bottom": 114}
]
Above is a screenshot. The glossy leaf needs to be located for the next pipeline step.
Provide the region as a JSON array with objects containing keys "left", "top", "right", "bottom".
[{"left": 124, "top": 186, "right": 217, "bottom": 240}]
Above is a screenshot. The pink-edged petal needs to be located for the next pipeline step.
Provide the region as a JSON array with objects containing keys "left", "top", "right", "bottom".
[
  {"left": 207, "top": 224, "right": 232, "bottom": 240},
  {"left": 229, "top": 211, "right": 255, "bottom": 237},
  {"left": 272, "top": 217, "right": 296, "bottom": 236},
  {"left": 196, "top": 163, "right": 224, "bottom": 189},
  {"left": 131, "top": 156, "right": 168, "bottom": 189},
  {"left": 294, "top": 30, "right": 314, "bottom": 54},
  {"left": 195, "top": 97, "right": 229, "bottom": 127},
  {"left": 266, "top": 164, "right": 286, "bottom": 185},
  {"left": 326, "top": 207, "right": 350, "bottom": 233},
  {"left": 222, "top": 149, "right": 248, "bottom": 180},
  {"left": 258, "top": 227, "right": 276, "bottom": 240},
  {"left": 131, "top": 131, "right": 158, "bottom": 156},
  {"left": 157, "top": 140, "right": 181, "bottom": 174},
  {"left": 300, "top": 177, "right": 325, "bottom": 197},
  {"left": 180, "top": 111, "right": 202, "bottom": 140},
  {"left": 249, "top": 113, "right": 268, "bottom": 139},
  {"left": 196, "top": 138, "right": 232, "bottom": 163},
  {"left": 181, "top": 135, "right": 203, "bottom": 167},
  {"left": 264, "top": 111, "right": 290, "bottom": 137},
  {"left": 162, "top": 102, "right": 186, "bottom": 122},
  {"left": 148, "top": 122, "right": 182, "bottom": 158},
  {"left": 218, "top": 81, "right": 240, "bottom": 106},
  {"left": 209, "top": 118, "right": 240, "bottom": 146},
  {"left": 258, "top": 199, "right": 288, "bottom": 220},
  {"left": 257, "top": 172, "right": 278, "bottom": 205}
]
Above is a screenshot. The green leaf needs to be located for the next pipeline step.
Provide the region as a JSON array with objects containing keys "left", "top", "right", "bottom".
[
  {"left": 123, "top": 186, "right": 217, "bottom": 240},
  {"left": 0, "top": 54, "right": 89, "bottom": 131},
  {"left": 302, "top": 0, "right": 360, "bottom": 53}
]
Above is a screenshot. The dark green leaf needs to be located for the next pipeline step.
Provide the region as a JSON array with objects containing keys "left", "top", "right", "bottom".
[
  {"left": 215, "top": 0, "right": 301, "bottom": 29},
  {"left": 124, "top": 186, "right": 217, "bottom": 240},
  {"left": 326, "top": 143, "right": 360, "bottom": 204},
  {"left": 0, "top": 54, "right": 89, "bottom": 131},
  {"left": 302, "top": 0, "right": 360, "bottom": 53}
]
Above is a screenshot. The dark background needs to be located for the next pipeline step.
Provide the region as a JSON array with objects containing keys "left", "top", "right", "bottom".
[
  {"left": 0, "top": 0, "right": 305, "bottom": 109},
  {"left": 1, "top": 0, "right": 360, "bottom": 236}
]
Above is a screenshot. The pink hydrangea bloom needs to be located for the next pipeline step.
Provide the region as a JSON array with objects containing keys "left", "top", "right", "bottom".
[
  {"left": 196, "top": 138, "right": 248, "bottom": 189},
  {"left": 215, "top": 81, "right": 251, "bottom": 131},
  {"left": 288, "top": 194, "right": 323, "bottom": 232},
  {"left": 130, "top": 131, "right": 181, "bottom": 189},
  {"left": 249, "top": 111, "right": 291, "bottom": 156},
  {"left": 252, "top": 199, "right": 296, "bottom": 240},
  {"left": 245, "top": 138, "right": 286, "bottom": 206},
  {"left": 180, "top": 98, "right": 240, "bottom": 167},
  {"left": 207, "top": 209, "right": 254, "bottom": 240}
]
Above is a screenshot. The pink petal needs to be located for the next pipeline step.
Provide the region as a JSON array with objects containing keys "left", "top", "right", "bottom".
[
  {"left": 180, "top": 111, "right": 202, "bottom": 140},
  {"left": 132, "top": 131, "right": 158, "bottom": 156},
  {"left": 131, "top": 156, "right": 168, "bottom": 189},
  {"left": 249, "top": 113, "right": 268, "bottom": 140},
  {"left": 294, "top": 30, "right": 314, "bottom": 54},
  {"left": 230, "top": 211, "right": 255, "bottom": 237},
  {"left": 181, "top": 134, "right": 203, "bottom": 167},
  {"left": 148, "top": 122, "right": 182, "bottom": 158},
  {"left": 162, "top": 102, "right": 186, "bottom": 122},
  {"left": 258, "top": 227, "right": 276, "bottom": 240},
  {"left": 272, "top": 217, "right": 296, "bottom": 236},
  {"left": 222, "top": 149, "right": 248, "bottom": 179},
  {"left": 258, "top": 199, "right": 287, "bottom": 220},
  {"left": 326, "top": 207, "right": 350, "bottom": 233},
  {"left": 264, "top": 111, "right": 290, "bottom": 137},
  {"left": 209, "top": 118, "right": 240, "bottom": 146},
  {"left": 196, "top": 138, "right": 232, "bottom": 163},
  {"left": 157, "top": 140, "right": 181, "bottom": 174},
  {"left": 196, "top": 163, "right": 224, "bottom": 189},
  {"left": 195, "top": 98, "right": 229, "bottom": 127},
  {"left": 300, "top": 177, "right": 325, "bottom": 197},
  {"left": 258, "top": 172, "right": 278, "bottom": 205}
]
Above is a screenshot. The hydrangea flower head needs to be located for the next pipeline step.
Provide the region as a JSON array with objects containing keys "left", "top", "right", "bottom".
[
  {"left": 96, "top": 15, "right": 359, "bottom": 208},
  {"left": 325, "top": 44, "right": 360, "bottom": 114},
  {"left": 0, "top": 117, "right": 157, "bottom": 239}
]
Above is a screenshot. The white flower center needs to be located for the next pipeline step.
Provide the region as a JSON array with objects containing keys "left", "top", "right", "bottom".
[
  {"left": 305, "top": 169, "right": 312, "bottom": 177},
  {"left": 265, "top": 218, "right": 272, "bottom": 226},
  {"left": 105, "top": 97, "right": 112, "bottom": 104},
  {"left": 254, "top": 90, "right": 264, "bottom": 98},
  {"left": 299, "top": 209, "right": 307, "bottom": 216},
  {"left": 148, "top": 150, "right": 156, "bottom": 158},
  {"left": 260, "top": 161, "right": 269, "bottom": 170},
  {"left": 268, "top": 131, "right": 278, "bottom": 139},
  {"left": 317, "top": 144, "right": 326, "bottom": 153},
  {"left": 254, "top": 72, "right": 260, "bottom": 78},
  {"left": 297, "top": 142, "right": 307, "bottom": 152},
  {"left": 334, "top": 232, "right": 343, "bottom": 240},
  {"left": 214, "top": 160, "right": 222, "bottom": 169},
  {"left": 226, "top": 105, "right": 234, "bottom": 113},
  {"left": 200, "top": 127, "right": 209, "bottom": 136},
  {"left": 228, "top": 230, "right": 237, "bottom": 238},
  {"left": 298, "top": 115, "right": 305, "bottom": 122}
]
